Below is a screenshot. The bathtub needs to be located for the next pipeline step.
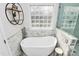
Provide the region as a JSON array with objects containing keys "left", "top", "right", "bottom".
[{"left": 20, "top": 36, "right": 57, "bottom": 56}]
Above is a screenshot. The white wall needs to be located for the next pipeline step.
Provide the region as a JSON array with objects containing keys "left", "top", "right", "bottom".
[
  {"left": 0, "top": 3, "right": 24, "bottom": 56},
  {"left": 56, "top": 29, "right": 77, "bottom": 56},
  {"left": 0, "top": 30, "right": 10, "bottom": 56},
  {"left": 56, "top": 29, "right": 69, "bottom": 56},
  {"left": 0, "top": 3, "right": 24, "bottom": 39}
]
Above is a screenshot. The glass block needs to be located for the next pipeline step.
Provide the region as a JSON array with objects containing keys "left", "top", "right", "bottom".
[
  {"left": 48, "top": 24, "right": 50, "bottom": 27},
  {"left": 44, "top": 24, "right": 47, "bottom": 27},
  {"left": 71, "top": 12, "right": 74, "bottom": 15},
  {"left": 36, "top": 24, "right": 40, "bottom": 27},
  {"left": 32, "top": 20, "right": 35, "bottom": 23},
  {"left": 69, "top": 24, "right": 71, "bottom": 27},
  {"left": 44, "top": 16, "right": 48, "bottom": 19},
  {"left": 40, "top": 16, "right": 43, "bottom": 19},
  {"left": 48, "top": 20, "right": 51, "bottom": 23},
  {"left": 63, "top": 16, "right": 70, "bottom": 19},
  {"left": 44, "top": 20, "right": 47, "bottom": 23},
  {"left": 65, "top": 24, "right": 67, "bottom": 27},
  {"left": 72, "top": 21, "right": 75, "bottom": 24},
  {"left": 73, "top": 16, "right": 77, "bottom": 19},
  {"left": 66, "top": 24, "right": 69, "bottom": 27},
  {"left": 32, "top": 24, "right": 35, "bottom": 27},
  {"left": 61, "top": 24, "right": 63, "bottom": 27},
  {"left": 48, "top": 16, "right": 52, "bottom": 19},
  {"left": 31, "top": 16, "right": 35, "bottom": 19},
  {"left": 67, "top": 16, "right": 70, "bottom": 19},
  {"left": 40, "top": 20, "right": 43, "bottom": 23},
  {"left": 40, "top": 24, "right": 43, "bottom": 27},
  {"left": 36, "top": 16, "right": 40, "bottom": 19},
  {"left": 68, "top": 21, "right": 72, "bottom": 24},
  {"left": 36, "top": 20, "right": 39, "bottom": 23}
]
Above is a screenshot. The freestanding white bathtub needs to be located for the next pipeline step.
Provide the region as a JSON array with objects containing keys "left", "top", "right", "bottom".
[{"left": 20, "top": 36, "right": 57, "bottom": 56}]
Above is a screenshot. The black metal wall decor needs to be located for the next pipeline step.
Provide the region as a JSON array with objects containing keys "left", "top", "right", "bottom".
[{"left": 5, "top": 3, "right": 24, "bottom": 25}]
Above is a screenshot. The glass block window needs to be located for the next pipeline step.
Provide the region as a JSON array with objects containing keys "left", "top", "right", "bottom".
[
  {"left": 61, "top": 6, "right": 79, "bottom": 31},
  {"left": 30, "top": 5, "right": 54, "bottom": 29}
]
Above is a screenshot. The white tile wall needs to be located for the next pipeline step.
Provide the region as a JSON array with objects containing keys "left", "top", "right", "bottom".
[
  {"left": 56, "top": 29, "right": 78, "bottom": 56},
  {"left": 26, "top": 29, "right": 56, "bottom": 37},
  {"left": 0, "top": 3, "right": 24, "bottom": 56},
  {"left": 7, "top": 30, "right": 22, "bottom": 56},
  {"left": 56, "top": 29, "right": 69, "bottom": 56}
]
